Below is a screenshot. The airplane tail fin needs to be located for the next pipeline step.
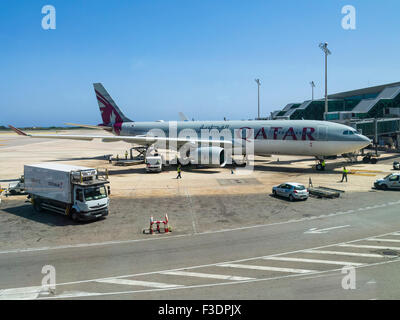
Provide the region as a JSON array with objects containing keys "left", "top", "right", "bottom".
[{"left": 93, "top": 83, "right": 132, "bottom": 126}]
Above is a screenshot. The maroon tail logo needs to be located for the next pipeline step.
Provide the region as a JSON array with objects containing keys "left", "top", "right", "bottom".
[{"left": 95, "top": 89, "right": 123, "bottom": 125}]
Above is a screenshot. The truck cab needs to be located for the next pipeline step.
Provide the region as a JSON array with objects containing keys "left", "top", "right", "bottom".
[{"left": 72, "top": 183, "right": 109, "bottom": 221}]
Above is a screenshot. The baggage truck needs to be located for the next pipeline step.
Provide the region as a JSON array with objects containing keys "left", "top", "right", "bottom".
[{"left": 24, "top": 163, "right": 110, "bottom": 221}]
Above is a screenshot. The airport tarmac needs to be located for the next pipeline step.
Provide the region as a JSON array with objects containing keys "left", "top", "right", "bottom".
[{"left": 0, "top": 129, "right": 400, "bottom": 300}]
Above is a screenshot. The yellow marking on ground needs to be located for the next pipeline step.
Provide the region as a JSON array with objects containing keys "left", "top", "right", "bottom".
[{"left": 351, "top": 169, "right": 383, "bottom": 173}]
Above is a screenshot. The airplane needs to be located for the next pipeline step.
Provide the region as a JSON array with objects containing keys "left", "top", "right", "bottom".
[{"left": 9, "top": 83, "right": 371, "bottom": 168}]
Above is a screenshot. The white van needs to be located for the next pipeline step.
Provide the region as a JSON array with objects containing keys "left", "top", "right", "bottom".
[
  {"left": 374, "top": 173, "right": 400, "bottom": 190},
  {"left": 145, "top": 156, "right": 163, "bottom": 172}
]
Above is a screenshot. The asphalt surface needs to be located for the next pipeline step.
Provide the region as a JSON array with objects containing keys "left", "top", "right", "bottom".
[{"left": 1, "top": 190, "right": 400, "bottom": 300}]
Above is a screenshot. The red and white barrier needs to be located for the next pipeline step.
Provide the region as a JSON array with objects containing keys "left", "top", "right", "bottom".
[{"left": 147, "top": 214, "right": 170, "bottom": 234}]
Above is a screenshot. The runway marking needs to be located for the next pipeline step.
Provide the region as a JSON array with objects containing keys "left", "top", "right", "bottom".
[
  {"left": 262, "top": 256, "right": 363, "bottom": 266},
  {"left": 96, "top": 278, "right": 183, "bottom": 289},
  {"left": 30, "top": 230, "right": 400, "bottom": 290},
  {"left": 0, "top": 286, "right": 52, "bottom": 300},
  {"left": 217, "top": 263, "right": 316, "bottom": 274},
  {"left": 338, "top": 244, "right": 400, "bottom": 251},
  {"left": 184, "top": 188, "right": 198, "bottom": 234},
  {"left": 160, "top": 271, "right": 254, "bottom": 281},
  {"left": 304, "top": 225, "right": 350, "bottom": 234},
  {"left": 36, "top": 230, "right": 400, "bottom": 299},
  {"left": 302, "top": 249, "right": 387, "bottom": 258},
  {"left": 41, "top": 257, "right": 400, "bottom": 300},
  {"left": 1, "top": 200, "right": 400, "bottom": 255},
  {"left": 367, "top": 238, "right": 400, "bottom": 243}
]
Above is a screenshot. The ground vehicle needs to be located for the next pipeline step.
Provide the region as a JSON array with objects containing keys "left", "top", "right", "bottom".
[
  {"left": 24, "top": 163, "right": 110, "bottom": 221},
  {"left": 8, "top": 175, "right": 25, "bottom": 195},
  {"left": 272, "top": 182, "right": 309, "bottom": 201},
  {"left": 374, "top": 173, "right": 400, "bottom": 190},
  {"left": 393, "top": 161, "right": 400, "bottom": 170},
  {"left": 145, "top": 155, "right": 163, "bottom": 172}
]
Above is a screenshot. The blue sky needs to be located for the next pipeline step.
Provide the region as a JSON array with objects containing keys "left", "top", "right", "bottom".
[{"left": 1, "top": 0, "right": 400, "bottom": 127}]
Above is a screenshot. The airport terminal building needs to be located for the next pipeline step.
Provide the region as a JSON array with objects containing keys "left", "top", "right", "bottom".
[{"left": 271, "top": 82, "right": 400, "bottom": 147}]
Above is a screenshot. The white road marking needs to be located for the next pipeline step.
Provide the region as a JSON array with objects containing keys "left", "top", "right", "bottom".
[
  {"left": 304, "top": 225, "right": 350, "bottom": 234},
  {"left": 367, "top": 238, "right": 400, "bottom": 243},
  {"left": 160, "top": 271, "right": 254, "bottom": 281},
  {"left": 50, "top": 291, "right": 100, "bottom": 299},
  {"left": 218, "top": 263, "right": 316, "bottom": 274},
  {"left": 0, "top": 286, "right": 46, "bottom": 300},
  {"left": 303, "top": 249, "right": 386, "bottom": 258},
  {"left": 338, "top": 244, "right": 400, "bottom": 251},
  {"left": 40, "top": 257, "right": 400, "bottom": 299},
  {"left": 262, "top": 256, "right": 363, "bottom": 266},
  {"left": 96, "top": 278, "right": 183, "bottom": 289}
]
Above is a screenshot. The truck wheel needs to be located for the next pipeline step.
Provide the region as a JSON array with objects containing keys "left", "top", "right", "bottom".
[
  {"left": 289, "top": 194, "right": 295, "bottom": 202},
  {"left": 316, "top": 164, "right": 322, "bottom": 171},
  {"left": 34, "top": 202, "right": 42, "bottom": 212},
  {"left": 9, "top": 190, "right": 16, "bottom": 195},
  {"left": 381, "top": 184, "right": 388, "bottom": 190},
  {"left": 371, "top": 158, "right": 378, "bottom": 164},
  {"left": 70, "top": 211, "right": 79, "bottom": 222}
]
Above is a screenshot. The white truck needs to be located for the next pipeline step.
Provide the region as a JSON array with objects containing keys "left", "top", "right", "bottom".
[
  {"left": 24, "top": 163, "right": 110, "bottom": 221},
  {"left": 145, "top": 155, "right": 163, "bottom": 172}
]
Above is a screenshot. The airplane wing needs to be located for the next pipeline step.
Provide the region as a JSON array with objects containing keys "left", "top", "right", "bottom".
[
  {"left": 65, "top": 123, "right": 113, "bottom": 131},
  {"left": 8, "top": 125, "right": 232, "bottom": 147}
]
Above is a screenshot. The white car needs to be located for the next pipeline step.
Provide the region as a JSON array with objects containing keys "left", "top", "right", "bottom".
[
  {"left": 374, "top": 173, "right": 400, "bottom": 190},
  {"left": 272, "top": 182, "right": 309, "bottom": 201}
]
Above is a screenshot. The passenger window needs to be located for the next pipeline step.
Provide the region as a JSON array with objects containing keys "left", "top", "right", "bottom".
[{"left": 389, "top": 176, "right": 399, "bottom": 181}]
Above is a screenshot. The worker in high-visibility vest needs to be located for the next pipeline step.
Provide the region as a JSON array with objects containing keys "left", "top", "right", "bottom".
[
  {"left": 125, "top": 150, "right": 128, "bottom": 160},
  {"left": 321, "top": 160, "right": 326, "bottom": 171},
  {"left": 341, "top": 166, "right": 348, "bottom": 182},
  {"left": 176, "top": 164, "right": 182, "bottom": 179}
]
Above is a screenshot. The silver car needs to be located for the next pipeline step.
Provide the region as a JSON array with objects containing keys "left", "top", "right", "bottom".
[{"left": 272, "top": 182, "right": 309, "bottom": 201}]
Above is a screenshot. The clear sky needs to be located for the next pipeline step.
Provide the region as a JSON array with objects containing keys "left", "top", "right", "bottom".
[{"left": 1, "top": 0, "right": 400, "bottom": 127}]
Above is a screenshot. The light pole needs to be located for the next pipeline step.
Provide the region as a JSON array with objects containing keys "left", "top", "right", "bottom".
[
  {"left": 319, "top": 42, "right": 331, "bottom": 120},
  {"left": 310, "top": 81, "right": 315, "bottom": 101},
  {"left": 255, "top": 79, "right": 261, "bottom": 119}
]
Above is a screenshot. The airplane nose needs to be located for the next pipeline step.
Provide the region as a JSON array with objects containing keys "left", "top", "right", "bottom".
[{"left": 359, "top": 134, "right": 372, "bottom": 148}]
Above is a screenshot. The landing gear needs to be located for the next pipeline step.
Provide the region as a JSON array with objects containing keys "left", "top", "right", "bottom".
[{"left": 362, "top": 153, "right": 378, "bottom": 164}]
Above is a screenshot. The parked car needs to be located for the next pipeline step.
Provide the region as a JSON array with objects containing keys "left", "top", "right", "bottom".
[
  {"left": 393, "top": 161, "right": 400, "bottom": 170},
  {"left": 272, "top": 182, "right": 309, "bottom": 201},
  {"left": 374, "top": 173, "right": 400, "bottom": 190}
]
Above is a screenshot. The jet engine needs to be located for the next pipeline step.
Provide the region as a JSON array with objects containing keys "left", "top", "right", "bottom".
[{"left": 179, "top": 146, "right": 227, "bottom": 167}]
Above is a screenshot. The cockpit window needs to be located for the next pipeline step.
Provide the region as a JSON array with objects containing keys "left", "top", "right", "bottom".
[{"left": 343, "top": 130, "right": 356, "bottom": 135}]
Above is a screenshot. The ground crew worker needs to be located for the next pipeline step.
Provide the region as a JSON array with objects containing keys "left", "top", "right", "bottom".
[
  {"left": 341, "top": 166, "right": 348, "bottom": 182},
  {"left": 176, "top": 164, "right": 182, "bottom": 179},
  {"left": 321, "top": 160, "right": 326, "bottom": 171},
  {"left": 125, "top": 150, "right": 128, "bottom": 160}
]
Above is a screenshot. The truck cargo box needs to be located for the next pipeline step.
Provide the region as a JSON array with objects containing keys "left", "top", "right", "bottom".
[{"left": 24, "top": 163, "right": 97, "bottom": 204}]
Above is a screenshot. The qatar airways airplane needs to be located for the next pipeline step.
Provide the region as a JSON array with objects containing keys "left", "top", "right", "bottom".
[{"left": 9, "top": 83, "right": 371, "bottom": 167}]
